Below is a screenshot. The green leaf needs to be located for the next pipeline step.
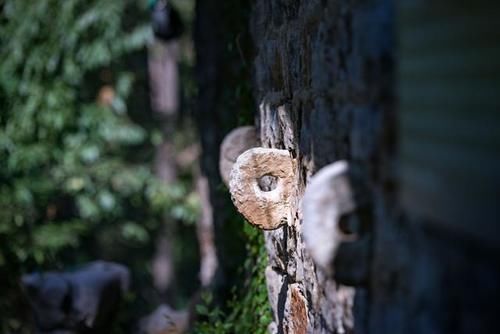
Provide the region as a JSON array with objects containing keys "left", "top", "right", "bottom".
[{"left": 121, "top": 222, "right": 149, "bottom": 244}]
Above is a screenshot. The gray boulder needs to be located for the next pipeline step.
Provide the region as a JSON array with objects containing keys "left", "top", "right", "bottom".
[{"left": 22, "top": 261, "right": 130, "bottom": 333}]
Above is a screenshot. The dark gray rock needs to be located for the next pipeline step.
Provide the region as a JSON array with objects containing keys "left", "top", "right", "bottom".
[{"left": 22, "top": 261, "right": 130, "bottom": 333}]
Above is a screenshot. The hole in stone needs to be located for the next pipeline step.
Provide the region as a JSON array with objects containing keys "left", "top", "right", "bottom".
[
  {"left": 257, "top": 174, "right": 278, "bottom": 192},
  {"left": 338, "top": 214, "right": 359, "bottom": 236}
]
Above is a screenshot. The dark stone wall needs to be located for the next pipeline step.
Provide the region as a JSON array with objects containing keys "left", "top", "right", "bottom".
[
  {"left": 250, "top": 1, "right": 500, "bottom": 334},
  {"left": 251, "top": 0, "right": 394, "bottom": 333}
]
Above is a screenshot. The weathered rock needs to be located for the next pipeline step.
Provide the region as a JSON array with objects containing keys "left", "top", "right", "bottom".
[
  {"left": 22, "top": 261, "right": 130, "bottom": 333},
  {"left": 219, "top": 126, "right": 258, "bottom": 187},
  {"left": 229, "top": 147, "right": 295, "bottom": 230},
  {"left": 302, "top": 161, "right": 357, "bottom": 274},
  {"left": 264, "top": 266, "right": 285, "bottom": 319},
  {"left": 282, "top": 284, "right": 308, "bottom": 334}
]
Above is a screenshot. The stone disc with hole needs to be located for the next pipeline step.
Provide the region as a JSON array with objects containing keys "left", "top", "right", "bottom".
[
  {"left": 229, "top": 148, "right": 294, "bottom": 230},
  {"left": 302, "top": 161, "right": 356, "bottom": 272}
]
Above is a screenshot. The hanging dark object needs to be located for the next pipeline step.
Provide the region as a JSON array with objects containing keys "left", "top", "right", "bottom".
[{"left": 151, "top": 0, "right": 184, "bottom": 42}]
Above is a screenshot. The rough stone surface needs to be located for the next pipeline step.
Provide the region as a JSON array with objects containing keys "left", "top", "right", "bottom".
[
  {"left": 229, "top": 148, "right": 295, "bottom": 230},
  {"left": 283, "top": 284, "right": 308, "bottom": 334},
  {"left": 251, "top": 0, "right": 394, "bottom": 332},
  {"left": 219, "top": 126, "right": 258, "bottom": 187},
  {"left": 265, "top": 265, "right": 285, "bottom": 319},
  {"left": 251, "top": 1, "right": 500, "bottom": 334}
]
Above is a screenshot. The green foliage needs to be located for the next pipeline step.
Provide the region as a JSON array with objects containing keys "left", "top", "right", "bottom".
[
  {"left": 0, "top": 0, "right": 199, "bottom": 331},
  {"left": 0, "top": 0, "right": 155, "bottom": 264},
  {"left": 193, "top": 225, "right": 272, "bottom": 334}
]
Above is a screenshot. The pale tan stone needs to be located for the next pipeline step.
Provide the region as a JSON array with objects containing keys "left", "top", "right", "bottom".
[
  {"left": 229, "top": 148, "right": 294, "bottom": 230},
  {"left": 219, "top": 126, "right": 258, "bottom": 187}
]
